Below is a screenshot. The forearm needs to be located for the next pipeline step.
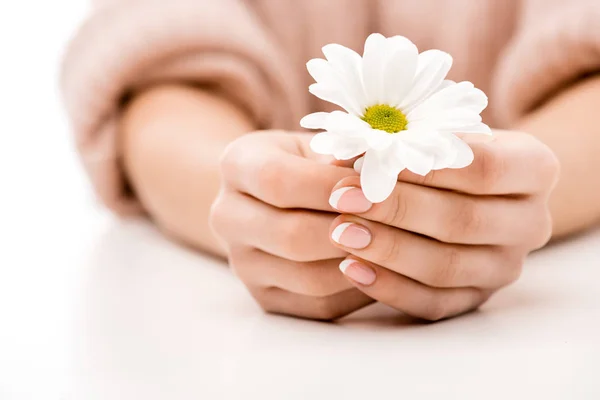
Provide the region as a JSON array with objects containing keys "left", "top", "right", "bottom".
[
  {"left": 120, "top": 84, "right": 254, "bottom": 256},
  {"left": 516, "top": 75, "right": 600, "bottom": 237}
]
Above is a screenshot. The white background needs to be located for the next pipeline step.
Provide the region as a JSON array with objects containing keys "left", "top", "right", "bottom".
[
  {"left": 0, "top": 1, "right": 92, "bottom": 398},
  {"left": 1, "top": 1, "right": 600, "bottom": 399}
]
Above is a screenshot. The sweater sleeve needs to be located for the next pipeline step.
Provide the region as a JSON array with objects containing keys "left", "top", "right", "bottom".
[
  {"left": 492, "top": 0, "right": 600, "bottom": 126},
  {"left": 61, "top": 0, "right": 305, "bottom": 214}
]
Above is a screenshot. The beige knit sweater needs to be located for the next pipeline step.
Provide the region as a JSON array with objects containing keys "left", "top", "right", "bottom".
[{"left": 61, "top": 0, "right": 600, "bottom": 214}]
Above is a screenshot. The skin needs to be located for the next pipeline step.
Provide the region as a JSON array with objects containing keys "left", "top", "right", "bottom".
[{"left": 121, "top": 76, "right": 600, "bottom": 321}]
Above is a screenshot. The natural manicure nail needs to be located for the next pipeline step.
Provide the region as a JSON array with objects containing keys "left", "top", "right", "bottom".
[
  {"left": 331, "top": 222, "right": 372, "bottom": 249},
  {"left": 329, "top": 187, "right": 373, "bottom": 213},
  {"left": 339, "top": 259, "right": 376, "bottom": 286}
]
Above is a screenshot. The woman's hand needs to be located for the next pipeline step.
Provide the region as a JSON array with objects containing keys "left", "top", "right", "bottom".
[
  {"left": 330, "top": 130, "right": 559, "bottom": 320},
  {"left": 210, "top": 131, "right": 374, "bottom": 320}
]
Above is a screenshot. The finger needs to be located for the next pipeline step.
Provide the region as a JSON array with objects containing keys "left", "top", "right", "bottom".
[
  {"left": 397, "top": 131, "right": 558, "bottom": 195},
  {"left": 249, "top": 285, "right": 374, "bottom": 321},
  {"left": 220, "top": 131, "right": 357, "bottom": 210},
  {"left": 230, "top": 247, "right": 354, "bottom": 297},
  {"left": 338, "top": 257, "right": 490, "bottom": 321},
  {"left": 211, "top": 190, "right": 347, "bottom": 261},
  {"left": 329, "top": 216, "right": 523, "bottom": 289},
  {"left": 329, "top": 177, "right": 550, "bottom": 245}
]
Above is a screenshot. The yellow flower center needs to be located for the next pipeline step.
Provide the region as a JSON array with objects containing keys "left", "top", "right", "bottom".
[{"left": 362, "top": 104, "right": 408, "bottom": 134}]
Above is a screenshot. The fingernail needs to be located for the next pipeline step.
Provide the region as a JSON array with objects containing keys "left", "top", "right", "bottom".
[
  {"left": 331, "top": 222, "right": 372, "bottom": 249},
  {"left": 339, "top": 259, "right": 376, "bottom": 286},
  {"left": 329, "top": 187, "right": 372, "bottom": 213}
]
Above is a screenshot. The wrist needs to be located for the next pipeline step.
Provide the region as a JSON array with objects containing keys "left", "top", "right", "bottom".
[{"left": 118, "top": 83, "right": 254, "bottom": 255}]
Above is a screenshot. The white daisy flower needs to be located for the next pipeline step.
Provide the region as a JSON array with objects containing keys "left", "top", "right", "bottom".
[{"left": 300, "top": 33, "right": 491, "bottom": 203}]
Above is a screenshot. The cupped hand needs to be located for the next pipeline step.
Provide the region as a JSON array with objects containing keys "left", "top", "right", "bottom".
[
  {"left": 329, "top": 130, "right": 559, "bottom": 320},
  {"left": 210, "top": 131, "right": 374, "bottom": 320}
]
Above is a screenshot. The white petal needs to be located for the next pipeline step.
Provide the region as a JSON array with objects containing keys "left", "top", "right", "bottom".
[
  {"left": 306, "top": 58, "right": 333, "bottom": 84},
  {"left": 322, "top": 44, "right": 368, "bottom": 112},
  {"left": 302, "top": 111, "right": 373, "bottom": 158},
  {"left": 408, "top": 81, "right": 471, "bottom": 118},
  {"left": 398, "top": 132, "right": 451, "bottom": 170},
  {"left": 310, "top": 132, "right": 338, "bottom": 154},
  {"left": 431, "top": 142, "right": 459, "bottom": 170},
  {"left": 407, "top": 109, "right": 482, "bottom": 132},
  {"left": 408, "top": 81, "right": 488, "bottom": 120},
  {"left": 461, "top": 88, "right": 488, "bottom": 114},
  {"left": 309, "top": 130, "right": 369, "bottom": 159},
  {"left": 361, "top": 149, "right": 400, "bottom": 203},
  {"left": 382, "top": 40, "right": 418, "bottom": 106},
  {"left": 300, "top": 112, "right": 329, "bottom": 129},
  {"left": 333, "top": 139, "right": 369, "bottom": 160},
  {"left": 325, "top": 111, "right": 371, "bottom": 135},
  {"left": 362, "top": 33, "right": 388, "bottom": 105},
  {"left": 444, "top": 133, "right": 475, "bottom": 168},
  {"left": 365, "top": 129, "right": 394, "bottom": 150},
  {"left": 403, "top": 132, "right": 474, "bottom": 170},
  {"left": 309, "top": 84, "right": 362, "bottom": 116},
  {"left": 373, "top": 139, "right": 404, "bottom": 172},
  {"left": 432, "top": 142, "right": 459, "bottom": 169},
  {"left": 400, "top": 130, "right": 456, "bottom": 168},
  {"left": 400, "top": 50, "right": 453, "bottom": 111},
  {"left": 353, "top": 156, "right": 364, "bottom": 173},
  {"left": 432, "top": 149, "right": 459, "bottom": 170},
  {"left": 397, "top": 141, "right": 436, "bottom": 176},
  {"left": 306, "top": 58, "right": 364, "bottom": 115},
  {"left": 405, "top": 80, "right": 491, "bottom": 136},
  {"left": 386, "top": 35, "right": 418, "bottom": 51},
  {"left": 432, "top": 79, "right": 455, "bottom": 94},
  {"left": 456, "top": 122, "right": 492, "bottom": 135}
]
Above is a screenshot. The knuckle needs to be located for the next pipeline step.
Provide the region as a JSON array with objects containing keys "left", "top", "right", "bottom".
[
  {"left": 421, "top": 170, "right": 438, "bottom": 186},
  {"left": 523, "top": 201, "right": 554, "bottom": 250},
  {"left": 409, "top": 169, "right": 437, "bottom": 186},
  {"left": 506, "top": 259, "right": 524, "bottom": 285},
  {"left": 534, "top": 210, "right": 554, "bottom": 249},
  {"left": 380, "top": 235, "right": 402, "bottom": 265},
  {"left": 293, "top": 267, "right": 336, "bottom": 297},
  {"left": 227, "top": 247, "right": 252, "bottom": 282},
  {"left": 297, "top": 284, "right": 330, "bottom": 298},
  {"left": 258, "top": 292, "right": 343, "bottom": 321},
  {"left": 277, "top": 216, "right": 308, "bottom": 260},
  {"left": 255, "top": 159, "right": 290, "bottom": 207},
  {"left": 381, "top": 191, "right": 408, "bottom": 226},
  {"left": 208, "top": 193, "right": 230, "bottom": 238},
  {"left": 219, "top": 140, "right": 245, "bottom": 180},
  {"left": 420, "top": 295, "right": 448, "bottom": 321},
  {"left": 476, "top": 147, "right": 505, "bottom": 193},
  {"left": 306, "top": 296, "right": 344, "bottom": 321},
  {"left": 500, "top": 252, "right": 524, "bottom": 286},
  {"left": 445, "top": 198, "right": 483, "bottom": 242},
  {"left": 430, "top": 247, "right": 462, "bottom": 287},
  {"left": 251, "top": 287, "right": 278, "bottom": 314},
  {"left": 532, "top": 141, "right": 561, "bottom": 191},
  {"left": 545, "top": 151, "right": 561, "bottom": 188}
]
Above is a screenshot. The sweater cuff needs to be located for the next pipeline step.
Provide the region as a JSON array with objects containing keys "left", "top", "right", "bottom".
[
  {"left": 61, "top": 0, "right": 303, "bottom": 214},
  {"left": 492, "top": 2, "right": 600, "bottom": 125}
]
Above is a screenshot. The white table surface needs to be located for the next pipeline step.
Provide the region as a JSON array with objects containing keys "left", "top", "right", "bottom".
[{"left": 1, "top": 2, "right": 599, "bottom": 399}]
